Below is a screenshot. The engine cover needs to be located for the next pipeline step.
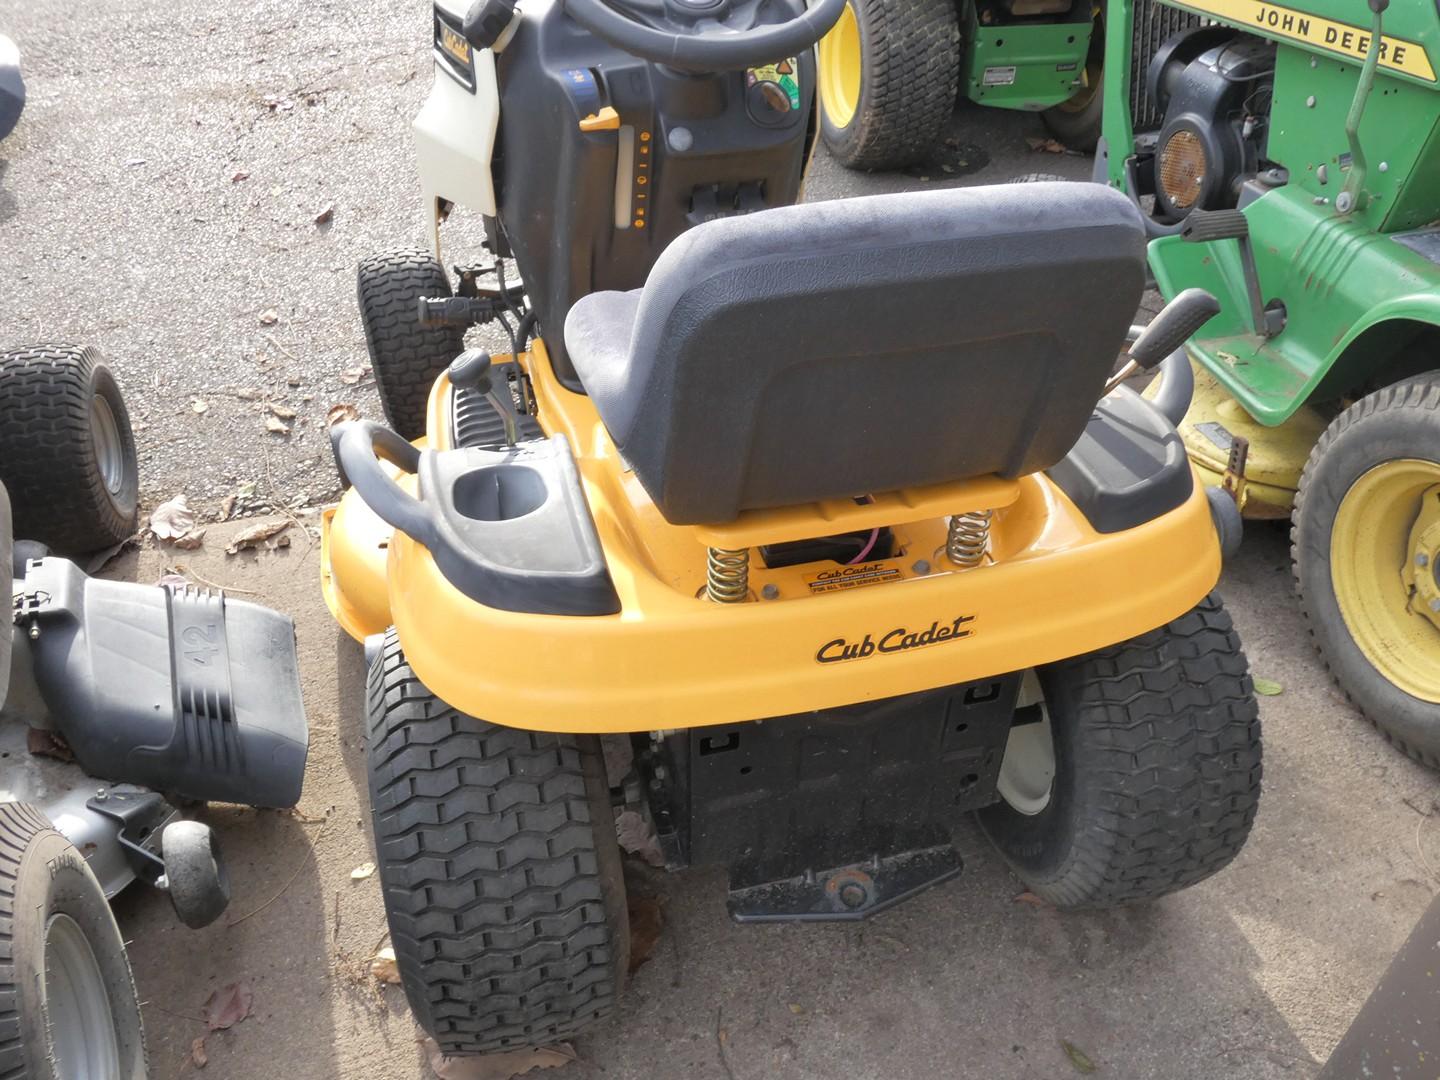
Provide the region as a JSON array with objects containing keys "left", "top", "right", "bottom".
[
  {"left": 487, "top": 0, "right": 815, "bottom": 389},
  {"left": 1152, "top": 34, "right": 1275, "bottom": 218}
]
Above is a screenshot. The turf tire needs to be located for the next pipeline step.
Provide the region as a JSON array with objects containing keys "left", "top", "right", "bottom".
[
  {"left": 1292, "top": 376, "right": 1440, "bottom": 769},
  {"left": 819, "top": 0, "right": 960, "bottom": 171},
  {"left": 976, "top": 593, "right": 1262, "bottom": 908},
  {"left": 357, "top": 250, "right": 465, "bottom": 439},
  {"left": 0, "top": 802, "right": 148, "bottom": 1080},
  {"left": 0, "top": 344, "right": 139, "bottom": 553},
  {"left": 366, "top": 629, "right": 630, "bottom": 1054}
]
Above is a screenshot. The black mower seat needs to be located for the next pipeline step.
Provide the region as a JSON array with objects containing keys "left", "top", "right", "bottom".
[{"left": 564, "top": 182, "right": 1146, "bottom": 526}]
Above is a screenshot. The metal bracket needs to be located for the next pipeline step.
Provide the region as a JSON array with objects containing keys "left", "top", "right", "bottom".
[
  {"left": 1222, "top": 434, "right": 1250, "bottom": 510},
  {"left": 86, "top": 790, "right": 176, "bottom": 889}
]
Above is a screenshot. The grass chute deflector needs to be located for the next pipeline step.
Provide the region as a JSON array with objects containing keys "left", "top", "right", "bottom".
[{"left": 325, "top": 0, "right": 1261, "bottom": 1056}]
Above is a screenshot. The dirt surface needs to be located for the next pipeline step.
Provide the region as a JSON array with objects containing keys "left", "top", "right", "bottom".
[{"left": 4, "top": 5, "right": 1439, "bottom": 1080}]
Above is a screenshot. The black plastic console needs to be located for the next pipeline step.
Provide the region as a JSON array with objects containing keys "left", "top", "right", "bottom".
[{"left": 12, "top": 557, "right": 309, "bottom": 807}]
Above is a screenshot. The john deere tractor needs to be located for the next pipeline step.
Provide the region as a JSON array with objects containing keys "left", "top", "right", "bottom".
[
  {"left": 815, "top": 0, "right": 1106, "bottom": 169},
  {"left": 1099, "top": 0, "right": 1440, "bottom": 765}
]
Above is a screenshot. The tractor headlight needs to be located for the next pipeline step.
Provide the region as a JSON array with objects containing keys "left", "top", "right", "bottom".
[{"left": 1156, "top": 126, "right": 1208, "bottom": 215}]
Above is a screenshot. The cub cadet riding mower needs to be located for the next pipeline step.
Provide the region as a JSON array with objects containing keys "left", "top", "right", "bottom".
[
  {"left": 1098, "top": 0, "right": 1440, "bottom": 765},
  {"left": 329, "top": 0, "right": 1262, "bottom": 1055},
  {"left": 0, "top": 344, "right": 310, "bottom": 1075},
  {"left": 814, "top": 0, "right": 1105, "bottom": 170}
]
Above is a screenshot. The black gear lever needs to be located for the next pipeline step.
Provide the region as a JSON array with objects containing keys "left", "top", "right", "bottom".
[{"left": 448, "top": 349, "right": 518, "bottom": 447}]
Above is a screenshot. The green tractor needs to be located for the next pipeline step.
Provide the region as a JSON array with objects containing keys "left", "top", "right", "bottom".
[
  {"left": 815, "top": 0, "right": 1106, "bottom": 168},
  {"left": 1099, "top": 0, "right": 1440, "bottom": 765}
]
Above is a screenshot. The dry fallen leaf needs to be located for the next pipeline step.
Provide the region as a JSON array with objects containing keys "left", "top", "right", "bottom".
[
  {"left": 265, "top": 415, "right": 291, "bottom": 435},
  {"left": 340, "top": 366, "right": 370, "bottom": 385},
  {"left": 231, "top": 170, "right": 249, "bottom": 183},
  {"left": 150, "top": 495, "right": 196, "bottom": 541},
  {"left": 615, "top": 809, "right": 665, "bottom": 867},
  {"left": 421, "top": 1034, "right": 576, "bottom": 1079},
  {"left": 1026, "top": 136, "right": 1068, "bottom": 154},
  {"left": 268, "top": 403, "right": 297, "bottom": 421},
  {"left": 191, "top": 1036, "right": 209, "bottom": 1069},
  {"left": 219, "top": 494, "right": 237, "bottom": 520},
  {"left": 327, "top": 403, "right": 360, "bottom": 427},
  {"left": 236, "top": 387, "right": 258, "bottom": 401},
  {"left": 314, "top": 203, "right": 334, "bottom": 225},
  {"left": 191, "top": 399, "right": 210, "bottom": 415},
  {"left": 627, "top": 894, "right": 664, "bottom": 975},
  {"left": 258, "top": 309, "right": 279, "bottom": 326},
  {"left": 170, "top": 527, "right": 207, "bottom": 551},
  {"left": 370, "top": 947, "right": 401, "bottom": 985},
  {"left": 226, "top": 519, "right": 290, "bottom": 555},
  {"left": 1253, "top": 677, "right": 1284, "bottom": 696},
  {"left": 1013, "top": 890, "right": 1049, "bottom": 908},
  {"left": 787, "top": 1003, "right": 806, "bottom": 1016},
  {"left": 202, "top": 982, "right": 253, "bottom": 1031},
  {"left": 27, "top": 728, "right": 74, "bottom": 763},
  {"left": 351, "top": 861, "right": 376, "bottom": 881},
  {"left": 1061, "top": 1039, "right": 1098, "bottom": 1075}
]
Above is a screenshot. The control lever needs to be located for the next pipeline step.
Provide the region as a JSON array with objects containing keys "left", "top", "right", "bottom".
[
  {"left": 448, "top": 349, "right": 518, "bottom": 447},
  {"left": 1103, "top": 288, "right": 1221, "bottom": 396}
]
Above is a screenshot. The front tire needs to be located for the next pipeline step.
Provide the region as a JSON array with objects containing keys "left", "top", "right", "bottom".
[
  {"left": 357, "top": 250, "right": 466, "bottom": 439},
  {"left": 817, "top": 0, "right": 960, "bottom": 171},
  {"left": 366, "top": 630, "right": 630, "bottom": 1054},
  {"left": 977, "top": 594, "right": 1262, "bottom": 908},
  {"left": 0, "top": 344, "right": 140, "bottom": 554},
  {"left": 1293, "top": 376, "right": 1440, "bottom": 769},
  {"left": 0, "top": 803, "right": 148, "bottom": 1080}
]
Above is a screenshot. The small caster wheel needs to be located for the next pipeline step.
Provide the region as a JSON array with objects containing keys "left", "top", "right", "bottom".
[{"left": 162, "top": 819, "right": 231, "bottom": 929}]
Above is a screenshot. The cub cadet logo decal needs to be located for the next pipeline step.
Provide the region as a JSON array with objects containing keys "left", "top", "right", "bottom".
[
  {"left": 1175, "top": 0, "right": 1435, "bottom": 81},
  {"left": 816, "top": 615, "right": 974, "bottom": 664},
  {"left": 805, "top": 562, "right": 902, "bottom": 594}
]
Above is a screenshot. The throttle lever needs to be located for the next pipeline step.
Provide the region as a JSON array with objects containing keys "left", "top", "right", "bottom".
[
  {"left": 1103, "top": 288, "right": 1221, "bottom": 396},
  {"left": 448, "top": 349, "right": 518, "bottom": 447}
]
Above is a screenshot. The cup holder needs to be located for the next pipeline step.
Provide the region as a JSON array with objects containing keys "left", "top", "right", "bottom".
[{"left": 452, "top": 465, "right": 549, "bottom": 522}]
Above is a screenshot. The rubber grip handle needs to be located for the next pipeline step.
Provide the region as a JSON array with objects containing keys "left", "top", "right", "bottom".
[
  {"left": 334, "top": 421, "right": 437, "bottom": 547},
  {"left": 1128, "top": 288, "right": 1221, "bottom": 371},
  {"left": 1181, "top": 208, "right": 1249, "bottom": 243}
]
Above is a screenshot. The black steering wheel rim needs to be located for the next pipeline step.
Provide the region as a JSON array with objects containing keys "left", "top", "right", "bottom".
[{"left": 562, "top": 0, "right": 847, "bottom": 71}]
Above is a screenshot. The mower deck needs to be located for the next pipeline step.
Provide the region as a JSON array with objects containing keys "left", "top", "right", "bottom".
[{"left": 323, "top": 340, "right": 1221, "bottom": 734}]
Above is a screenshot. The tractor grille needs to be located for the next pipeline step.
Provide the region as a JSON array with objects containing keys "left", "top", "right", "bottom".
[{"left": 1131, "top": 0, "right": 1207, "bottom": 131}]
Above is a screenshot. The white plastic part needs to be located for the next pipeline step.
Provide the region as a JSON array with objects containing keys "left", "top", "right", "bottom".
[{"left": 413, "top": 49, "right": 501, "bottom": 259}]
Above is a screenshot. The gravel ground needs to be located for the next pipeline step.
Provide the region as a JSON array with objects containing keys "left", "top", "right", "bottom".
[{"left": 3, "top": 4, "right": 1438, "bottom": 1080}]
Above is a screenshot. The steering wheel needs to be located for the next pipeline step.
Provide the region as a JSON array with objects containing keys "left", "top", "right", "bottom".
[{"left": 562, "top": 0, "right": 848, "bottom": 71}]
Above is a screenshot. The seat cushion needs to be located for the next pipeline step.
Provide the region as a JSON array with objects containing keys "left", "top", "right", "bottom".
[{"left": 565, "top": 182, "right": 1146, "bottom": 525}]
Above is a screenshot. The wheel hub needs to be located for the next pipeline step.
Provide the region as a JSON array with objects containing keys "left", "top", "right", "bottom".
[
  {"left": 1330, "top": 461, "right": 1440, "bottom": 702},
  {"left": 1401, "top": 487, "right": 1440, "bottom": 632}
]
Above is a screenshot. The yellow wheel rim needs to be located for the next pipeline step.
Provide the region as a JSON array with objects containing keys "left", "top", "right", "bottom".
[
  {"left": 1330, "top": 458, "right": 1440, "bottom": 702},
  {"left": 817, "top": 2, "right": 862, "bottom": 130}
]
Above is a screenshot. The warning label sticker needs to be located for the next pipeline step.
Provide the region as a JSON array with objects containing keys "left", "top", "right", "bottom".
[
  {"left": 805, "top": 562, "right": 904, "bottom": 594},
  {"left": 1174, "top": 0, "right": 1435, "bottom": 81}
]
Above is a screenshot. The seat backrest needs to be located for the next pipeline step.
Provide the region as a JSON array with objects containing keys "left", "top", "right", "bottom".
[{"left": 578, "top": 182, "right": 1145, "bottom": 525}]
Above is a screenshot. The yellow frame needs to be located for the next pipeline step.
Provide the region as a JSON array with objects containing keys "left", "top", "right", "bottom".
[{"left": 321, "top": 340, "right": 1222, "bottom": 733}]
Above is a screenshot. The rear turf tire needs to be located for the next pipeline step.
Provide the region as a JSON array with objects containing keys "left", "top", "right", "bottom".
[
  {"left": 0, "top": 803, "right": 148, "bottom": 1080},
  {"left": 0, "top": 344, "right": 139, "bottom": 554},
  {"left": 357, "top": 250, "right": 465, "bottom": 439},
  {"left": 817, "top": 0, "right": 960, "bottom": 171},
  {"left": 366, "top": 629, "right": 630, "bottom": 1054},
  {"left": 1292, "top": 376, "right": 1440, "bottom": 769},
  {"left": 976, "top": 594, "right": 1262, "bottom": 908}
]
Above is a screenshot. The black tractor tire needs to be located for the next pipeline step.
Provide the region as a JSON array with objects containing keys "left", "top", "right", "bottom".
[
  {"left": 366, "top": 629, "right": 630, "bottom": 1054},
  {"left": 356, "top": 250, "right": 466, "bottom": 439},
  {"left": 1292, "top": 376, "right": 1440, "bottom": 769},
  {"left": 818, "top": 0, "right": 960, "bottom": 171},
  {"left": 0, "top": 344, "right": 140, "bottom": 554},
  {"left": 0, "top": 802, "right": 149, "bottom": 1080},
  {"left": 977, "top": 594, "right": 1262, "bottom": 909}
]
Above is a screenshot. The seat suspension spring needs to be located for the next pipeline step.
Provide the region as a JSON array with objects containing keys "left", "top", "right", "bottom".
[
  {"left": 946, "top": 510, "right": 993, "bottom": 568},
  {"left": 706, "top": 547, "right": 750, "bottom": 603}
]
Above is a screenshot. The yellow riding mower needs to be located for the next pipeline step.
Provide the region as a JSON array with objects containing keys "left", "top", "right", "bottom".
[{"left": 326, "top": 0, "right": 1261, "bottom": 1056}]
